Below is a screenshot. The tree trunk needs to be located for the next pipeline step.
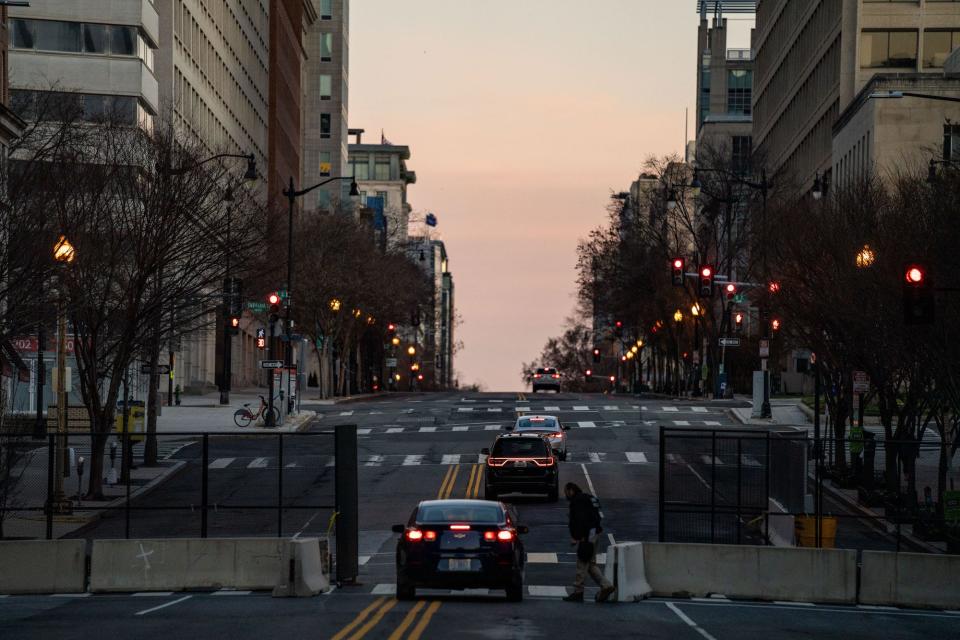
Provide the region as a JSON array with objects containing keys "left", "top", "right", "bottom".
[
  {"left": 86, "top": 420, "right": 110, "bottom": 500},
  {"left": 144, "top": 330, "right": 161, "bottom": 466}
]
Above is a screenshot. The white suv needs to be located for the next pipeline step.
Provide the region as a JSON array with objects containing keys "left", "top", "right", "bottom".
[{"left": 532, "top": 367, "right": 561, "bottom": 393}]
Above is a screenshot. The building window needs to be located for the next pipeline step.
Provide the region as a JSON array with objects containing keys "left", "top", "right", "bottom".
[
  {"left": 374, "top": 157, "right": 391, "bottom": 180},
  {"left": 320, "top": 113, "right": 331, "bottom": 139},
  {"left": 11, "top": 19, "right": 150, "bottom": 62},
  {"left": 860, "top": 30, "right": 917, "bottom": 68},
  {"left": 320, "top": 0, "right": 333, "bottom": 19},
  {"left": 319, "top": 151, "right": 332, "bottom": 177},
  {"left": 923, "top": 30, "right": 960, "bottom": 68},
  {"left": 727, "top": 69, "right": 752, "bottom": 116},
  {"left": 81, "top": 23, "right": 109, "bottom": 54},
  {"left": 698, "top": 64, "right": 711, "bottom": 126},
  {"left": 11, "top": 90, "right": 139, "bottom": 125},
  {"left": 350, "top": 156, "right": 369, "bottom": 180},
  {"left": 944, "top": 124, "right": 960, "bottom": 162},
  {"left": 377, "top": 190, "right": 388, "bottom": 206},
  {"left": 321, "top": 33, "right": 333, "bottom": 61},
  {"left": 731, "top": 136, "right": 752, "bottom": 174},
  {"left": 319, "top": 75, "right": 332, "bottom": 100}
]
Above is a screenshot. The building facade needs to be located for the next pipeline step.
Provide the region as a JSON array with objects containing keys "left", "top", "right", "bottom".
[
  {"left": 407, "top": 238, "right": 454, "bottom": 390},
  {"left": 268, "top": 0, "right": 304, "bottom": 210},
  {"left": 349, "top": 135, "right": 417, "bottom": 244},
  {"left": 753, "top": 0, "right": 960, "bottom": 191},
  {"left": 302, "top": 0, "right": 350, "bottom": 209}
]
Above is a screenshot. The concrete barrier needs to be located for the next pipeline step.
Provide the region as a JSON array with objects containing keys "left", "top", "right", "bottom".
[
  {"left": 603, "top": 543, "right": 652, "bottom": 602},
  {"left": 90, "top": 538, "right": 286, "bottom": 592},
  {"left": 860, "top": 551, "right": 960, "bottom": 609},
  {"left": 273, "top": 538, "right": 330, "bottom": 597},
  {"left": 614, "top": 542, "right": 857, "bottom": 604},
  {"left": 0, "top": 540, "right": 86, "bottom": 594}
]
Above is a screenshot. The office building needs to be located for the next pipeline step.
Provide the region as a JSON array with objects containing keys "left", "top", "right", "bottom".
[
  {"left": 407, "top": 238, "right": 454, "bottom": 390},
  {"left": 349, "top": 131, "right": 417, "bottom": 244}
]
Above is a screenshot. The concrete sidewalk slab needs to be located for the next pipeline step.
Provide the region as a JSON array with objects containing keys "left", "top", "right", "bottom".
[{"left": 156, "top": 389, "right": 315, "bottom": 434}]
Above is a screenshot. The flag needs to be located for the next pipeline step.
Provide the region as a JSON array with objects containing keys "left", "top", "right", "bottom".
[{"left": 381, "top": 129, "right": 393, "bottom": 145}]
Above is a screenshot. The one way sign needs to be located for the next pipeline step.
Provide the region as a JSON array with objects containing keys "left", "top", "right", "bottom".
[{"left": 259, "top": 360, "right": 283, "bottom": 369}]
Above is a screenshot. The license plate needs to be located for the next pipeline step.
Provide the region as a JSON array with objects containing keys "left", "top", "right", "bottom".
[
  {"left": 447, "top": 558, "right": 472, "bottom": 571},
  {"left": 514, "top": 461, "right": 527, "bottom": 468}
]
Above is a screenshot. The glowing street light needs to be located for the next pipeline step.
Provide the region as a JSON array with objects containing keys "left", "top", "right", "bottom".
[
  {"left": 673, "top": 309, "right": 683, "bottom": 323},
  {"left": 691, "top": 303, "right": 701, "bottom": 317},
  {"left": 407, "top": 346, "right": 416, "bottom": 356},
  {"left": 329, "top": 298, "right": 342, "bottom": 312},
  {"left": 53, "top": 235, "right": 75, "bottom": 263},
  {"left": 856, "top": 245, "right": 876, "bottom": 268}
]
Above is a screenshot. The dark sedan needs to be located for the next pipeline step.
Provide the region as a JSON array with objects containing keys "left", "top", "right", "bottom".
[{"left": 393, "top": 499, "right": 527, "bottom": 601}]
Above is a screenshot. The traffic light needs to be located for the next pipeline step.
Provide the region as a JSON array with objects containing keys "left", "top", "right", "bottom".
[
  {"left": 698, "top": 265, "right": 714, "bottom": 297},
  {"left": 256, "top": 327, "right": 266, "bottom": 350},
  {"left": 671, "top": 258, "right": 685, "bottom": 287},
  {"left": 771, "top": 318, "right": 782, "bottom": 332},
  {"left": 725, "top": 283, "right": 736, "bottom": 300},
  {"left": 734, "top": 312, "right": 744, "bottom": 333},
  {"left": 387, "top": 323, "right": 396, "bottom": 334},
  {"left": 903, "top": 264, "right": 934, "bottom": 325},
  {"left": 228, "top": 315, "right": 240, "bottom": 335},
  {"left": 267, "top": 292, "right": 281, "bottom": 323},
  {"left": 768, "top": 281, "right": 781, "bottom": 294},
  {"left": 592, "top": 347, "right": 601, "bottom": 363},
  {"left": 585, "top": 369, "right": 593, "bottom": 381},
  {"left": 614, "top": 320, "right": 623, "bottom": 337}
]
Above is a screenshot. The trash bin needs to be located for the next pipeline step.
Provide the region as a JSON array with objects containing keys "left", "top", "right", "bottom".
[
  {"left": 115, "top": 400, "right": 146, "bottom": 442},
  {"left": 794, "top": 515, "right": 837, "bottom": 548}
]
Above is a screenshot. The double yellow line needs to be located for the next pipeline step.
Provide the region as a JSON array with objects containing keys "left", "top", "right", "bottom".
[
  {"left": 437, "top": 462, "right": 484, "bottom": 499},
  {"left": 331, "top": 596, "right": 441, "bottom": 640},
  {"left": 437, "top": 464, "right": 460, "bottom": 499},
  {"left": 465, "top": 463, "right": 484, "bottom": 499}
]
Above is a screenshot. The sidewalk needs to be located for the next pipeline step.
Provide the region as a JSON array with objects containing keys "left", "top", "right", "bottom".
[
  {"left": 728, "top": 396, "right": 810, "bottom": 428},
  {"left": 156, "top": 388, "right": 315, "bottom": 434}
]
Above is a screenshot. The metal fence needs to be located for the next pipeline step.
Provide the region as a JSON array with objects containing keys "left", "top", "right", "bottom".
[
  {"left": 0, "top": 430, "right": 341, "bottom": 541},
  {"left": 659, "top": 426, "right": 959, "bottom": 553}
]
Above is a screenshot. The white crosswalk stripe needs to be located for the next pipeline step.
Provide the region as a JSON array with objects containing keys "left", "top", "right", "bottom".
[
  {"left": 701, "top": 455, "right": 722, "bottom": 465},
  {"left": 741, "top": 455, "right": 762, "bottom": 467},
  {"left": 357, "top": 428, "right": 372, "bottom": 435},
  {"left": 577, "top": 421, "right": 597, "bottom": 429},
  {"left": 573, "top": 405, "right": 590, "bottom": 411},
  {"left": 487, "top": 407, "right": 502, "bottom": 413},
  {"left": 526, "top": 553, "right": 558, "bottom": 563},
  {"left": 692, "top": 407, "right": 708, "bottom": 412},
  {"left": 339, "top": 411, "right": 354, "bottom": 416},
  {"left": 673, "top": 420, "right": 690, "bottom": 426},
  {"left": 247, "top": 457, "right": 268, "bottom": 469},
  {"left": 489, "top": 399, "right": 503, "bottom": 403},
  {"left": 403, "top": 455, "right": 423, "bottom": 466},
  {"left": 458, "top": 407, "right": 474, "bottom": 412},
  {"left": 419, "top": 427, "right": 437, "bottom": 433},
  {"left": 528, "top": 585, "right": 568, "bottom": 598},
  {"left": 208, "top": 458, "right": 234, "bottom": 469},
  {"left": 603, "top": 405, "right": 619, "bottom": 410},
  {"left": 371, "top": 584, "right": 396, "bottom": 595},
  {"left": 666, "top": 453, "right": 685, "bottom": 464},
  {"left": 365, "top": 455, "right": 384, "bottom": 467},
  {"left": 545, "top": 406, "right": 560, "bottom": 411},
  {"left": 662, "top": 406, "right": 679, "bottom": 412},
  {"left": 485, "top": 424, "right": 501, "bottom": 431},
  {"left": 588, "top": 452, "right": 603, "bottom": 463},
  {"left": 515, "top": 407, "right": 531, "bottom": 412},
  {"left": 625, "top": 452, "right": 648, "bottom": 463},
  {"left": 386, "top": 427, "right": 404, "bottom": 434},
  {"left": 452, "top": 426, "right": 468, "bottom": 432},
  {"left": 442, "top": 454, "right": 461, "bottom": 465},
  {"left": 705, "top": 421, "right": 721, "bottom": 426}
]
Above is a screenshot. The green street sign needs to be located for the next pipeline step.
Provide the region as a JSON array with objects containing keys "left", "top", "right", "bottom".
[
  {"left": 733, "top": 293, "right": 746, "bottom": 304},
  {"left": 245, "top": 301, "right": 267, "bottom": 311}
]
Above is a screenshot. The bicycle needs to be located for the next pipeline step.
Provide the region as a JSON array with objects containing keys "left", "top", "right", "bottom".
[{"left": 233, "top": 395, "right": 281, "bottom": 428}]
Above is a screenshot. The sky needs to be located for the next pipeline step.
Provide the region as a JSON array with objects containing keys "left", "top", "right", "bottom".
[{"left": 350, "top": 1, "right": 753, "bottom": 391}]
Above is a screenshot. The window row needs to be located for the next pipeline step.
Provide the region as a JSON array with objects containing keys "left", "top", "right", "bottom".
[
  {"left": 11, "top": 19, "right": 153, "bottom": 69},
  {"left": 348, "top": 155, "right": 394, "bottom": 181},
  {"left": 861, "top": 30, "right": 917, "bottom": 68},
  {"left": 727, "top": 69, "right": 752, "bottom": 116},
  {"left": 11, "top": 89, "right": 145, "bottom": 126}
]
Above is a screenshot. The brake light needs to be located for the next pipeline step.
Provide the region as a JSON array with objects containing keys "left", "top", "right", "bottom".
[
  {"left": 497, "top": 530, "right": 514, "bottom": 542},
  {"left": 552, "top": 374, "right": 560, "bottom": 379},
  {"left": 450, "top": 524, "right": 470, "bottom": 531},
  {"left": 550, "top": 432, "right": 562, "bottom": 438},
  {"left": 483, "top": 531, "right": 496, "bottom": 541},
  {"left": 532, "top": 458, "right": 555, "bottom": 467},
  {"left": 424, "top": 530, "right": 437, "bottom": 541},
  {"left": 534, "top": 374, "right": 542, "bottom": 378},
  {"left": 406, "top": 529, "right": 423, "bottom": 541},
  {"left": 487, "top": 458, "right": 508, "bottom": 467}
]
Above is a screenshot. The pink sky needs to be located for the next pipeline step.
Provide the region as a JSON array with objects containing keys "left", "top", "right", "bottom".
[{"left": 350, "top": 1, "right": 752, "bottom": 391}]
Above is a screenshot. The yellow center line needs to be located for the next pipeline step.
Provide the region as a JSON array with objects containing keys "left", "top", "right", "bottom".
[
  {"left": 436, "top": 465, "right": 454, "bottom": 500},
  {"left": 474, "top": 465, "right": 485, "bottom": 498},
  {"left": 347, "top": 598, "right": 398, "bottom": 640},
  {"left": 330, "top": 597, "right": 385, "bottom": 640},
  {"left": 386, "top": 600, "right": 426, "bottom": 640},
  {"left": 407, "top": 601, "right": 442, "bottom": 640},
  {"left": 465, "top": 463, "right": 478, "bottom": 498},
  {"left": 441, "top": 464, "right": 461, "bottom": 499}
]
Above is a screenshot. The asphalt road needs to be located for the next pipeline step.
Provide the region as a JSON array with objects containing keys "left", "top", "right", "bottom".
[{"left": 6, "top": 391, "right": 954, "bottom": 639}]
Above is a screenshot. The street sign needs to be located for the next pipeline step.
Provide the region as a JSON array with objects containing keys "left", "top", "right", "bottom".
[
  {"left": 140, "top": 364, "right": 171, "bottom": 375},
  {"left": 719, "top": 337, "right": 740, "bottom": 347},
  {"left": 246, "top": 301, "right": 267, "bottom": 312},
  {"left": 260, "top": 360, "right": 283, "bottom": 369},
  {"left": 759, "top": 339, "right": 770, "bottom": 358},
  {"left": 733, "top": 293, "right": 746, "bottom": 304},
  {"left": 853, "top": 370, "right": 870, "bottom": 394},
  {"left": 386, "top": 358, "right": 398, "bottom": 368}
]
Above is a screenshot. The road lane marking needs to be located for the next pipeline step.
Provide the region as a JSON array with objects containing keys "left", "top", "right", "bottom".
[
  {"left": 666, "top": 454, "right": 685, "bottom": 464},
  {"left": 701, "top": 455, "right": 722, "bottom": 465},
  {"left": 465, "top": 464, "right": 478, "bottom": 498},
  {"left": 134, "top": 595, "right": 192, "bottom": 616},
  {"left": 580, "top": 462, "right": 599, "bottom": 508},
  {"left": 403, "top": 455, "right": 423, "bottom": 466},
  {"left": 365, "top": 455, "right": 384, "bottom": 467},
  {"left": 692, "top": 407, "right": 708, "bottom": 413},
  {"left": 673, "top": 420, "right": 691, "bottom": 426},
  {"left": 545, "top": 405, "right": 560, "bottom": 411},
  {"left": 526, "top": 553, "right": 558, "bottom": 563},
  {"left": 330, "top": 596, "right": 393, "bottom": 640},
  {"left": 132, "top": 592, "right": 174, "bottom": 597},
  {"left": 357, "top": 429, "right": 371, "bottom": 435},
  {"left": 51, "top": 593, "right": 91, "bottom": 597},
  {"left": 386, "top": 428, "right": 404, "bottom": 434},
  {"left": 371, "top": 584, "right": 396, "bottom": 595},
  {"left": 515, "top": 406, "right": 531, "bottom": 412},
  {"left": 339, "top": 411, "right": 354, "bottom": 416},
  {"left": 457, "top": 407, "right": 473, "bottom": 412},
  {"left": 741, "top": 455, "right": 762, "bottom": 467},
  {"left": 387, "top": 600, "right": 426, "bottom": 640},
  {"left": 486, "top": 407, "right": 502, "bottom": 413},
  {"left": 444, "top": 465, "right": 461, "bottom": 499},
  {"left": 528, "top": 585, "right": 568, "bottom": 597},
  {"left": 484, "top": 424, "right": 501, "bottom": 430},
  {"left": 359, "top": 555, "right": 371, "bottom": 566},
  {"left": 442, "top": 454, "right": 460, "bottom": 465},
  {"left": 588, "top": 452, "right": 602, "bottom": 463},
  {"left": 662, "top": 407, "right": 679, "bottom": 412},
  {"left": 407, "top": 600, "right": 442, "bottom": 640},
  {"left": 665, "top": 602, "right": 718, "bottom": 640},
  {"left": 705, "top": 421, "right": 721, "bottom": 426},
  {"left": 212, "top": 590, "right": 251, "bottom": 596},
  {"left": 285, "top": 463, "right": 298, "bottom": 468},
  {"left": 626, "top": 452, "right": 648, "bottom": 463},
  {"left": 490, "top": 399, "right": 503, "bottom": 403},
  {"left": 577, "top": 421, "right": 597, "bottom": 429},
  {"left": 208, "top": 458, "right": 234, "bottom": 469},
  {"left": 419, "top": 427, "right": 436, "bottom": 433},
  {"left": 452, "top": 426, "right": 468, "bottom": 432},
  {"left": 247, "top": 457, "right": 268, "bottom": 469},
  {"left": 573, "top": 405, "right": 590, "bottom": 411},
  {"left": 603, "top": 405, "right": 619, "bottom": 410}
]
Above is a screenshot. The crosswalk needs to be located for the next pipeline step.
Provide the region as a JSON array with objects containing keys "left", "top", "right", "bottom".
[
  {"left": 204, "top": 451, "right": 653, "bottom": 470},
  {"left": 353, "top": 419, "right": 725, "bottom": 436},
  {"left": 42, "top": 440, "right": 193, "bottom": 462},
  {"left": 666, "top": 453, "right": 766, "bottom": 468},
  {"left": 443, "top": 405, "right": 717, "bottom": 414}
]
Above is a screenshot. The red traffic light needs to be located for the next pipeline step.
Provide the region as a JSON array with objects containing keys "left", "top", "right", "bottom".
[
  {"left": 673, "top": 258, "right": 683, "bottom": 269},
  {"left": 725, "top": 283, "right": 736, "bottom": 299},
  {"left": 768, "top": 281, "right": 781, "bottom": 294},
  {"left": 585, "top": 369, "right": 592, "bottom": 376},
  {"left": 230, "top": 317, "right": 240, "bottom": 328},
  {"left": 771, "top": 318, "right": 781, "bottom": 332},
  {"left": 701, "top": 266, "right": 712, "bottom": 278},
  {"left": 905, "top": 266, "right": 925, "bottom": 285},
  {"left": 387, "top": 323, "right": 396, "bottom": 332},
  {"left": 608, "top": 375, "right": 616, "bottom": 382},
  {"left": 615, "top": 320, "right": 623, "bottom": 328},
  {"left": 734, "top": 312, "right": 744, "bottom": 324},
  {"left": 267, "top": 292, "right": 281, "bottom": 305}
]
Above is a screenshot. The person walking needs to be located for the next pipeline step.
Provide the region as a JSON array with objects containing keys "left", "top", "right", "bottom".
[{"left": 563, "top": 482, "right": 615, "bottom": 602}]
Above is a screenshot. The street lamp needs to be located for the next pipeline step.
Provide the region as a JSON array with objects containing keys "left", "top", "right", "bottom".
[
  {"left": 282, "top": 175, "right": 361, "bottom": 415},
  {"left": 673, "top": 309, "right": 683, "bottom": 323},
  {"left": 407, "top": 346, "right": 416, "bottom": 356},
  {"left": 48, "top": 235, "right": 75, "bottom": 514},
  {"left": 856, "top": 244, "right": 876, "bottom": 268}
]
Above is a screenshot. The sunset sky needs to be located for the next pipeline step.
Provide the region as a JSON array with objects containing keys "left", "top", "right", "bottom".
[{"left": 351, "top": 1, "right": 752, "bottom": 390}]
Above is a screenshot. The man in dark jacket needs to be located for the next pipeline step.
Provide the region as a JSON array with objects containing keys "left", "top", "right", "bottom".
[{"left": 563, "top": 482, "right": 614, "bottom": 602}]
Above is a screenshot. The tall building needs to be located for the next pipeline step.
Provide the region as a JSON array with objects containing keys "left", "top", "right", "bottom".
[
  {"left": 302, "top": 0, "right": 350, "bottom": 209},
  {"left": 268, "top": 0, "right": 304, "bottom": 210},
  {"left": 349, "top": 131, "right": 417, "bottom": 244},
  {"left": 407, "top": 238, "right": 454, "bottom": 390},
  {"left": 753, "top": 0, "right": 960, "bottom": 191},
  {"left": 9, "top": 1, "right": 160, "bottom": 128}
]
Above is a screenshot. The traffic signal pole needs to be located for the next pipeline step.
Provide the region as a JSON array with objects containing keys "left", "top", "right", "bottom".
[{"left": 266, "top": 318, "right": 277, "bottom": 427}]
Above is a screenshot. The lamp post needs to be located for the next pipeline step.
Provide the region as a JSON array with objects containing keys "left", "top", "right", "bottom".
[
  {"left": 673, "top": 310, "right": 684, "bottom": 396},
  {"left": 282, "top": 177, "right": 360, "bottom": 413},
  {"left": 47, "top": 235, "right": 75, "bottom": 515}
]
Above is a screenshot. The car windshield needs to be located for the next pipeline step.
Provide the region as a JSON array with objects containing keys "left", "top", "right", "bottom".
[
  {"left": 515, "top": 417, "right": 558, "bottom": 431},
  {"left": 492, "top": 438, "right": 550, "bottom": 457},
  {"left": 417, "top": 504, "right": 504, "bottom": 524}
]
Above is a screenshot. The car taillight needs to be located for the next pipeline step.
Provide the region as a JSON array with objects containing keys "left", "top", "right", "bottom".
[
  {"left": 487, "top": 458, "right": 508, "bottom": 467},
  {"left": 497, "top": 530, "right": 514, "bottom": 542},
  {"left": 550, "top": 432, "right": 562, "bottom": 438},
  {"left": 450, "top": 524, "right": 470, "bottom": 531},
  {"left": 552, "top": 374, "right": 560, "bottom": 379},
  {"left": 424, "top": 530, "right": 437, "bottom": 541},
  {"left": 534, "top": 374, "right": 541, "bottom": 378},
  {"left": 483, "top": 531, "right": 496, "bottom": 541},
  {"left": 532, "top": 458, "right": 555, "bottom": 467},
  {"left": 406, "top": 529, "right": 423, "bottom": 541}
]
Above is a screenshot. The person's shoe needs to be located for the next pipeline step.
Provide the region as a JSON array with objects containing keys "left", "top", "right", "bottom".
[
  {"left": 596, "top": 585, "right": 615, "bottom": 602},
  {"left": 563, "top": 591, "right": 584, "bottom": 602}
]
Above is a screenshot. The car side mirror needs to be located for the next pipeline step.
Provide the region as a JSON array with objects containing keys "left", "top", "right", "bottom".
[
  {"left": 391, "top": 524, "right": 405, "bottom": 534},
  {"left": 517, "top": 525, "right": 529, "bottom": 535},
  {"left": 481, "top": 448, "right": 490, "bottom": 456}
]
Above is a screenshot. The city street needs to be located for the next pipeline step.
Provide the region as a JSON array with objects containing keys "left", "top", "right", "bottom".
[{"left": 3, "top": 392, "right": 958, "bottom": 638}]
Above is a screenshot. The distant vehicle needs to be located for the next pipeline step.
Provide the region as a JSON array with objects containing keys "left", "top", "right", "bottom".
[
  {"left": 508, "top": 415, "right": 569, "bottom": 460},
  {"left": 392, "top": 499, "right": 528, "bottom": 601},
  {"left": 531, "top": 367, "right": 561, "bottom": 393},
  {"left": 482, "top": 433, "right": 560, "bottom": 501}
]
